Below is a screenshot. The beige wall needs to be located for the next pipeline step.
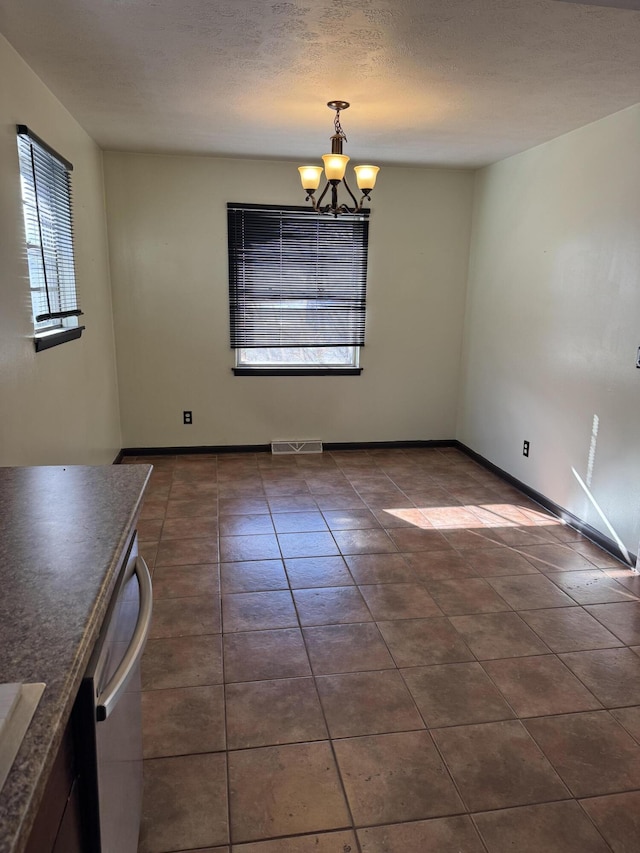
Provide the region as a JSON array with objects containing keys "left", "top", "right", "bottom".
[
  {"left": 0, "top": 35, "right": 121, "bottom": 465},
  {"left": 104, "top": 152, "right": 474, "bottom": 448},
  {"left": 458, "top": 104, "right": 640, "bottom": 554}
]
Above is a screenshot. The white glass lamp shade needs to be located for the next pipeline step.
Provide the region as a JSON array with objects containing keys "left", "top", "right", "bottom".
[
  {"left": 298, "top": 166, "right": 324, "bottom": 191},
  {"left": 354, "top": 164, "right": 380, "bottom": 191},
  {"left": 322, "top": 153, "right": 349, "bottom": 181}
]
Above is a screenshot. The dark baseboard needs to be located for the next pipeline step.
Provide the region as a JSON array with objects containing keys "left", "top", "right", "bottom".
[
  {"left": 455, "top": 441, "right": 637, "bottom": 568},
  {"left": 323, "top": 439, "right": 457, "bottom": 451},
  {"left": 118, "top": 439, "right": 456, "bottom": 457},
  {"left": 119, "top": 444, "right": 271, "bottom": 457},
  {"left": 112, "top": 449, "right": 125, "bottom": 464}
]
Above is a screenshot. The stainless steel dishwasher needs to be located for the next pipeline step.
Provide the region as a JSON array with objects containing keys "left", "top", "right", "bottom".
[{"left": 80, "top": 534, "right": 153, "bottom": 853}]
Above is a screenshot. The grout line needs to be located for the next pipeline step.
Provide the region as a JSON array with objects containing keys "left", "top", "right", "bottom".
[
  {"left": 575, "top": 797, "right": 623, "bottom": 853},
  {"left": 290, "top": 582, "right": 364, "bottom": 853}
]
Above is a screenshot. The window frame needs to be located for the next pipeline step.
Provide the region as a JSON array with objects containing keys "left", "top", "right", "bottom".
[
  {"left": 227, "top": 203, "right": 369, "bottom": 376},
  {"left": 16, "top": 125, "right": 84, "bottom": 352}
]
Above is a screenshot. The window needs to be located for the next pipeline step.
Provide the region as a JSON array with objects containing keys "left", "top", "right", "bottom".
[
  {"left": 16, "top": 125, "right": 84, "bottom": 352},
  {"left": 227, "top": 203, "right": 369, "bottom": 375}
]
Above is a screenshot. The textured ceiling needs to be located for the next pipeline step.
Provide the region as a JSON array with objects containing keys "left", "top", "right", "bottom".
[{"left": 1, "top": 0, "right": 639, "bottom": 167}]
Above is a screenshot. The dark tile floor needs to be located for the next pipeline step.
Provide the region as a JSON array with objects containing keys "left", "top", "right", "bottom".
[{"left": 124, "top": 447, "right": 640, "bottom": 853}]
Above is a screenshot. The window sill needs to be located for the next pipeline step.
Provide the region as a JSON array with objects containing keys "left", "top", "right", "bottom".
[
  {"left": 34, "top": 326, "right": 85, "bottom": 352},
  {"left": 233, "top": 367, "right": 363, "bottom": 376}
]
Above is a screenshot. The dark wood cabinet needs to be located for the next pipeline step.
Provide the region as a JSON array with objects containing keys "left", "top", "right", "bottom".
[
  {"left": 52, "top": 779, "right": 84, "bottom": 853},
  {"left": 25, "top": 707, "right": 86, "bottom": 853}
]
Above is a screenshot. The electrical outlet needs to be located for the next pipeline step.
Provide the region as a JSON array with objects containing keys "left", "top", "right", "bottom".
[
  {"left": 183, "top": 410, "right": 193, "bottom": 425},
  {"left": 523, "top": 440, "right": 530, "bottom": 457}
]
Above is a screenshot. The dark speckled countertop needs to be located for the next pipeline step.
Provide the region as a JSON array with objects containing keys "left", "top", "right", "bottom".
[{"left": 0, "top": 465, "right": 151, "bottom": 853}]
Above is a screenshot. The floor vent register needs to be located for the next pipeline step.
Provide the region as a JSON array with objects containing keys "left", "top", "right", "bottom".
[{"left": 271, "top": 440, "right": 323, "bottom": 455}]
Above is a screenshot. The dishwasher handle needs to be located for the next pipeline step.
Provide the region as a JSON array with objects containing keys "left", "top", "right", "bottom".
[{"left": 96, "top": 556, "right": 153, "bottom": 722}]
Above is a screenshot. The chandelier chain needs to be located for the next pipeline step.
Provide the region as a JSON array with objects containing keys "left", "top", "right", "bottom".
[{"left": 334, "top": 110, "right": 347, "bottom": 142}]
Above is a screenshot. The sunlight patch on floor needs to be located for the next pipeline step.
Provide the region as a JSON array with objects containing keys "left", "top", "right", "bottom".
[{"left": 379, "top": 503, "right": 564, "bottom": 531}]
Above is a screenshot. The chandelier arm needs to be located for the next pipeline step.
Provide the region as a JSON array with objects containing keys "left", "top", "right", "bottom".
[
  {"left": 322, "top": 202, "right": 357, "bottom": 216},
  {"left": 341, "top": 174, "right": 362, "bottom": 210},
  {"left": 315, "top": 182, "right": 331, "bottom": 207}
]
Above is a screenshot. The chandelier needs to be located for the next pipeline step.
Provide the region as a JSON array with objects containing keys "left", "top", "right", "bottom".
[{"left": 298, "top": 101, "right": 380, "bottom": 217}]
